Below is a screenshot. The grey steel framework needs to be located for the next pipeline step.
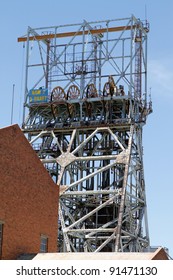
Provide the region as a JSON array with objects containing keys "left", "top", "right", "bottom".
[{"left": 19, "top": 15, "right": 152, "bottom": 252}]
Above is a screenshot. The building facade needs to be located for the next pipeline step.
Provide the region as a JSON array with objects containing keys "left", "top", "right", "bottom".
[{"left": 0, "top": 125, "right": 59, "bottom": 259}]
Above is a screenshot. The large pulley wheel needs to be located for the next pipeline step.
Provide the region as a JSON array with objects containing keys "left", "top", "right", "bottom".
[
  {"left": 103, "top": 76, "right": 116, "bottom": 96},
  {"left": 67, "top": 85, "right": 80, "bottom": 118},
  {"left": 85, "top": 83, "right": 97, "bottom": 118},
  {"left": 51, "top": 86, "right": 66, "bottom": 101},
  {"left": 67, "top": 85, "right": 80, "bottom": 100},
  {"left": 51, "top": 86, "right": 66, "bottom": 119},
  {"left": 86, "top": 83, "right": 98, "bottom": 98}
]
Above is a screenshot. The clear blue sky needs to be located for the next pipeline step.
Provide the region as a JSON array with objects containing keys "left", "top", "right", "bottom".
[{"left": 0, "top": 0, "right": 173, "bottom": 257}]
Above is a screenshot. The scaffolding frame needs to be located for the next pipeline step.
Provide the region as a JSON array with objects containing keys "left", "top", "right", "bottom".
[{"left": 19, "top": 15, "right": 152, "bottom": 252}]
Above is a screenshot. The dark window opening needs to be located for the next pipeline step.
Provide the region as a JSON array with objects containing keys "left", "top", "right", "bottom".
[
  {"left": 40, "top": 235, "right": 48, "bottom": 253},
  {"left": 0, "top": 223, "right": 4, "bottom": 259}
]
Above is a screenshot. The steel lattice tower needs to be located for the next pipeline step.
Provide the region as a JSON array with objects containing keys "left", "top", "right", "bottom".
[{"left": 18, "top": 15, "right": 152, "bottom": 252}]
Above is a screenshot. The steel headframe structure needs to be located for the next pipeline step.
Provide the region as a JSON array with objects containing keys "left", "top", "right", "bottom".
[{"left": 18, "top": 15, "right": 152, "bottom": 252}]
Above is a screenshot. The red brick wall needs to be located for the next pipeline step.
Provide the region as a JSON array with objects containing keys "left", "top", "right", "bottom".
[
  {"left": 0, "top": 125, "right": 59, "bottom": 259},
  {"left": 151, "top": 248, "right": 169, "bottom": 260}
]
